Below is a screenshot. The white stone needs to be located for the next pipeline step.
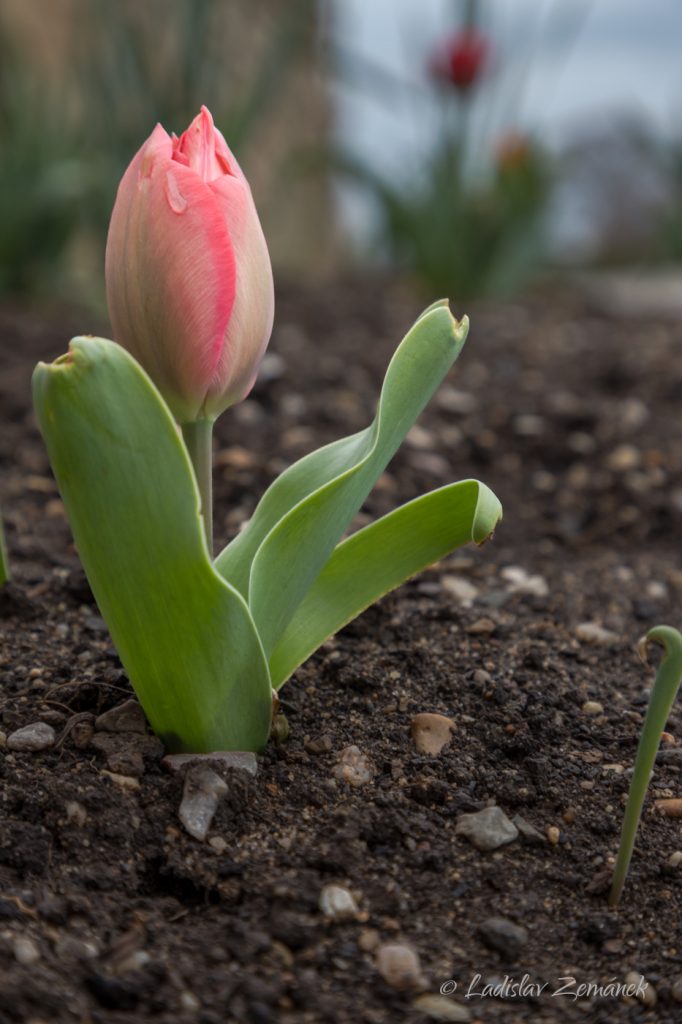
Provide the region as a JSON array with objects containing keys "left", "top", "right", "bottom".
[
  {"left": 375, "top": 943, "right": 425, "bottom": 991},
  {"left": 7, "top": 722, "right": 56, "bottom": 752},
  {"left": 576, "top": 622, "right": 619, "bottom": 645},
  {"left": 319, "top": 884, "right": 359, "bottom": 921},
  {"left": 179, "top": 766, "right": 228, "bottom": 841}
]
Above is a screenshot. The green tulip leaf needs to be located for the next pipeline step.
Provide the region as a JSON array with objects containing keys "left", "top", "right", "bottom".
[
  {"left": 0, "top": 510, "right": 9, "bottom": 585},
  {"left": 216, "top": 303, "right": 470, "bottom": 655},
  {"left": 33, "top": 337, "right": 272, "bottom": 753},
  {"left": 269, "top": 479, "right": 502, "bottom": 688}
]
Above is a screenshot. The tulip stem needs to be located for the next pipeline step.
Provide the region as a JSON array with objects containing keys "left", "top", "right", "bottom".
[{"left": 182, "top": 419, "right": 214, "bottom": 553}]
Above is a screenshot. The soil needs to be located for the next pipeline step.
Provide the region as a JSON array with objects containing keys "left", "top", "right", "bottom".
[{"left": 1, "top": 279, "right": 682, "bottom": 1024}]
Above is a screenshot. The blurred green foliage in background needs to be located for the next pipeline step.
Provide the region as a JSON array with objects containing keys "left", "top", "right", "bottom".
[
  {"left": 0, "top": 31, "right": 84, "bottom": 296},
  {"left": 75, "top": 0, "right": 315, "bottom": 244},
  {"left": 330, "top": 0, "right": 552, "bottom": 302},
  {"left": 0, "top": 0, "right": 314, "bottom": 302},
  {"left": 338, "top": 133, "right": 550, "bottom": 301}
]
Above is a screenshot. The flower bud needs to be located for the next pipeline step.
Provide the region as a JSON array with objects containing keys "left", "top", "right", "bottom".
[{"left": 105, "top": 106, "right": 274, "bottom": 423}]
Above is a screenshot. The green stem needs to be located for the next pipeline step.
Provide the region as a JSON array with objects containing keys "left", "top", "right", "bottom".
[
  {"left": 181, "top": 419, "right": 214, "bottom": 553},
  {"left": 609, "top": 626, "right": 682, "bottom": 907}
]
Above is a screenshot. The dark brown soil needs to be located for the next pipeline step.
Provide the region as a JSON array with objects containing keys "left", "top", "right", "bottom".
[{"left": 1, "top": 280, "right": 682, "bottom": 1024}]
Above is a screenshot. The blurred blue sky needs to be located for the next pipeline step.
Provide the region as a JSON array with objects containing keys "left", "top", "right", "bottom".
[{"left": 326, "top": 0, "right": 682, "bottom": 246}]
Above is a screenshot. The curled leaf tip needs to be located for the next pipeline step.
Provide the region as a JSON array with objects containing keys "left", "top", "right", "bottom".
[
  {"left": 637, "top": 635, "right": 650, "bottom": 665},
  {"left": 53, "top": 351, "right": 75, "bottom": 369},
  {"left": 471, "top": 481, "right": 503, "bottom": 546},
  {"left": 638, "top": 626, "right": 682, "bottom": 667},
  {"left": 418, "top": 298, "right": 451, "bottom": 319},
  {"left": 474, "top": 522, "right": 500, "bottom": 548}
]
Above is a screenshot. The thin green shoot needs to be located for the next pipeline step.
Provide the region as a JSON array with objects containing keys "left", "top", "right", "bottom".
[{"left": 609, "top": 626, "right": 682, "bottom": 908}]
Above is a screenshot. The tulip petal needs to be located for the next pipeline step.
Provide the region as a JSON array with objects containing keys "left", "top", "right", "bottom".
[
  {"left": 106, "top": 127, "right": 237, "bottom": 422},
  {"left": 206, "top": 173, "right": 274, "bottom": 413},
  {"left": 174, "top": 105, "right": 232, "bottom": 184}
]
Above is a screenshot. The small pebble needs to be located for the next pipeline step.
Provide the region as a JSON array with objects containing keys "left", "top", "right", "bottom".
[
  {"left": 410, "top": 713, "right": 456, "bottom": 756},
  {"left": 319, "top": 884, "right": 359, "bottom": 922},
  {"left": 333, "top": 746, "right": 373, "bottom": 787},
  {"left": 582, "top": 700, "right": 604, "bottom": 715},
  {"left": 407, "top": 425, "right": 436, "bottom": 450},
  {"left": 672, "top": 975, "right": 682, "bottom": 1002},
  {"left": 412, "top": 993, "right": 471, "bottom": 1022},
  {"left": 624, "top": 971, "right": 656, "bottom": 1007},
  {"left": 514, "top": 414, "right": 545, "bottom": 437},
  {"left": 455, "top": 807, "right": 518, "bottom": 852},
  {"left": 500, "top": 566, "right": 549, "bottom": 598},
  {"left": 478, "top": 916, "right": 528, "bottom": 958},
  {"left": 441, "top": 576, "right": 478, "bottom": 606},
  {"left": 65, "top": 801, "right": 87, "bottom": 827},
  {"left": 358, "top": 928, "right": 380, "bottom": 952},
  {"left": 13, "top": 936, "right": 40, "bottom": 965},
  {"left": 655, "top": 799, "right": 682, "bottom": 818},
  {"left": 666, "top": 851, "right": 682, "bottom": 869},
  {"left": 512, "top": 815, "right": 546, "bottom": 845},
  {"left": 179, "top": 991, "right": 200, "bottom": 1012},
  {"left": 101, "top": 770, "right": 140, "bottom": 791},
  {"left": 7, "top": 722, "right": 56, "bottom": 752},
  {"left": 436, "top": 386, "right": 477, "bottom": 415},
  {"left": 304, "top": 734, "right": 333, "bottom": 755},
  {"left": 576, "top": 622, "right": 618, "bottom": 645},
  {"left": 466, "top": 617, "right": 496, "bottom": 635},
  {"left": 94, "top": 699, "right": 147, "bottom": 734},
  {"left": 178, "top": 765, "right": 228, "bottom": 841},
  {"left": 547, "top": 826, "right": 561, "bottom": 845},
  {"left": 607, "top": 444, "right": 640, "bottom": 472},
  {"left": 55, "top": 935, "right": 99, "bottom": 961},
  {"left": 208, "top": 836, "right": 228, "bottom": 854},
  {"left": 375, "top": 942, "right": 425, "bottom": 991}
]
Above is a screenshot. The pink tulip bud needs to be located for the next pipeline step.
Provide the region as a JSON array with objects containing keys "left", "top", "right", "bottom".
[{"left": 105, "top": 106, "right": 274, "bottom": 423}]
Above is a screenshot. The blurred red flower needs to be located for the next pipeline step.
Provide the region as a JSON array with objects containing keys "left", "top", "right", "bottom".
[{"left": 430, "top": 29, "right": 489, "bottom": 92}]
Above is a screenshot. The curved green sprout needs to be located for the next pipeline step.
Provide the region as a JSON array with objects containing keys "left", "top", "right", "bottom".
[{"left": 609, "top": 626, "right": 682, "bottom": 907}]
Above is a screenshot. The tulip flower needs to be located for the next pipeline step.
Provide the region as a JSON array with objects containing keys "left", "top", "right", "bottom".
[
  {"left": 430, "top": 29, "right": 489, "bottom": 92},
  {"left": 105, "top": 106, "right": 274, "bottom": 546}
]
